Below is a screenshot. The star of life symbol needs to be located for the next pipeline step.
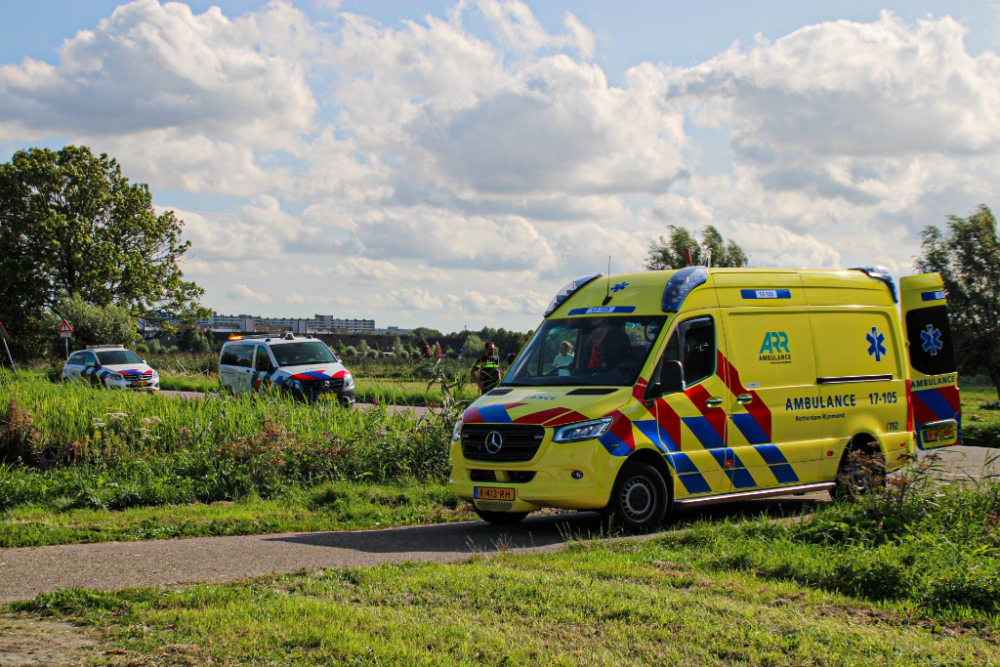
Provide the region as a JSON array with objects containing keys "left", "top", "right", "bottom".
[
  {"left": 866, "top": 326, "right": 887, "bottom": 362},
  {"left": 611, "top": 281, "right": 629, "bottom": 293},
  {"left": 921, "top": 324, "right": 943, "bottom": 356}
]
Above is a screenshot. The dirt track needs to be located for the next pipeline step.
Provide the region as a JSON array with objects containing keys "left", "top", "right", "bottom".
[{"left": 0, "top": 446, "right": 994, "bottom": 604}]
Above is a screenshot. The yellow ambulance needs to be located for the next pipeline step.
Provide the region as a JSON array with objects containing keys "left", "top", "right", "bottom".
[{"left": 448, "top": 267, "right": 961, "bottom": 531}]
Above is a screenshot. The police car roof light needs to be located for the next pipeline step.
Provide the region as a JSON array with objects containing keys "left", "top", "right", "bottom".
[
  {"left": 306, "top": 334, "right": 313, "bottom": 339},
  {"left": 284, "top": 333, "right": 296, "bottom": 340},
  {"left": 661, "top": 266, "right": 709, "bottom": 313},
  {"left": 851, "top": 266, "right": 898, "bottom": 303},
  {"left": 544, "top": 274, "right": 602, "bottom": 317}
]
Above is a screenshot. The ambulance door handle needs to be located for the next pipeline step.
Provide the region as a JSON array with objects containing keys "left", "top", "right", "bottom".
[
  {"left": 705, "top": 397, "right": 723, "bottom": 408},
  {"left": 736, "top": 394, "right": 752, "bottom": 405}
]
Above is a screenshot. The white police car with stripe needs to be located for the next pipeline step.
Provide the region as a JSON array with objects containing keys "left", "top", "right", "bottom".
[
  {"left": 219, "top": 334, "right": 356, "bottom": 404},
  {"left": 63, "top": 345, "right": 159, "bottom": 390}
]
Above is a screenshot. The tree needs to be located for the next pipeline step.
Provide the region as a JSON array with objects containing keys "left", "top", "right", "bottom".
[
  {"left": 462, "top": 334, "right": 485, "bottom": 359},
  {"left": 43, "top": 294, "right": 138, "bottom": 352},
  {"left": 411, "top": 327, "right": 443, "bottom": 338},
  {"left": 646, "top": 225, "right": 747, "bottom": 270},
  {"left": 916, "top": 204, "right": 1000, "bottom": 397},
  {"left": 0, "top": 146, "right": 207, "bottom": 356}
]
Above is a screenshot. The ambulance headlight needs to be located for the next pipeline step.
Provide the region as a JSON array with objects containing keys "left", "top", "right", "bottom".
[
  {"left": 451, "top": 419, "right": 464, "bottom": 443},
  {"left": 553, "top": 418, "right": 613, "bottom": 443}
]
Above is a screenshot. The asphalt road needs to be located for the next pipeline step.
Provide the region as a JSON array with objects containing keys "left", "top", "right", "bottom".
[{"left": 0, "top": 445, "right": 994, "bottom": 604}]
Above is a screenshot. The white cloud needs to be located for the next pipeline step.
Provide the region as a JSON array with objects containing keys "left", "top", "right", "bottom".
[
  {"left": 226, "top": 283, "right": 272, "bottom": 303},
  {"left": 7, "top": 3, "right": 1000, "bottom": 328}
]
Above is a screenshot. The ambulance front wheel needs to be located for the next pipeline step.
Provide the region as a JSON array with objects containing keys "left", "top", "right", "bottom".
[
  {"left": 605, "top": 461, "right": 669, "bottom": 534},
  {"left": 475, "top": 508, "right": 529, "bottom": 525}
]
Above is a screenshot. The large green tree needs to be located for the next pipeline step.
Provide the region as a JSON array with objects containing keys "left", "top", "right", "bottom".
[
  {"left": 645, "top": 225, "right": 748, "bottom": 270},
  {"left": 916, "top": 204, "right": 1000, "bottom": 396},
  {"left": 0, "top": 146, "right": 206, "bottom": 356}
]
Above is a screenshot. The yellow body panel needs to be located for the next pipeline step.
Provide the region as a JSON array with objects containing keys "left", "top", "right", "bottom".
[{"left": 449, "top": 268, "right": 946, "bottom": 514}]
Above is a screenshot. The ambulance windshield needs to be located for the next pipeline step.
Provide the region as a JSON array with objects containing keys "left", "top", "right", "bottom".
[{"left": 504, "top": 316, "right": 666, "bottom": 387}]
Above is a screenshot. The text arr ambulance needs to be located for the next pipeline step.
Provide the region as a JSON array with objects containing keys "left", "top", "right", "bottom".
[{"left": 448, "top": 268, "right": 960, "bottom": 531}]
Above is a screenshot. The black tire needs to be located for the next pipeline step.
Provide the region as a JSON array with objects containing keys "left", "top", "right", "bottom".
[
  {"left": 605, "top": 461, "right": 669, "bottom": 533},
  {"left": 832, "top": 442, "right": 886, "bottom": 501},
  {"left": 474, "top": 508, "right": 529, "bottom": 525}
]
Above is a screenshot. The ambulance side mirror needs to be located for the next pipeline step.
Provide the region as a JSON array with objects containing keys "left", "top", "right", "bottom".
[{"left": 646, "top": 360, "right": 685, "bottom": 400}]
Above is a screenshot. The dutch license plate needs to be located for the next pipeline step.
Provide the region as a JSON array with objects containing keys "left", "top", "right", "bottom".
[
  {"left": 474, "top": 487, "right": 515, "bottom": 501},
  {"left": 924, "top": 426, "right": 955, "bottom": 443},
  {"left": 132, "top": 381, "right": 148, "bottom": 387},
  {"left": 319, "top": 392, "right": 339, "bottom": 400}
]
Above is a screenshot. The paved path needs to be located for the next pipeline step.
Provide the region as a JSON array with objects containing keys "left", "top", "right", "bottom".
[
  {"left": 0, "top": 446, "right": 993, "bottom": 604},
  {"left": 919, "top": 444, "right": 999, "bottom": 484},
  {"left": 0, "top": 497, "right": 824, "bottom": 604},
  {"left": 157, "top": 390, "right": 430, "bottom": 417}
]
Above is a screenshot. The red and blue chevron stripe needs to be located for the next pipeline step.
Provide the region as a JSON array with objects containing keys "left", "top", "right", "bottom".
[{"left": 913, "top": 385, "right": 961, "bottom": 448}]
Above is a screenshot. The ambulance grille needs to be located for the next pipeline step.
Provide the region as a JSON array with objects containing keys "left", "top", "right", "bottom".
[
  {"left": 462, "top": 424, "right": 545, "bottom": 463},
  {"left": 475, "top": 500, "right": 513, "bottom": 512}
]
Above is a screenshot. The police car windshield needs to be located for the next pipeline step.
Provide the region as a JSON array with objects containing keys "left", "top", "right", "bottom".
[
  {"left": 504, "top": 316, "right": 666, "bottom": 387},
  {"left": 270, "top": 342, "right": 337, "bottom": 367},
  {"left": 95, "top": 350, "right": 143, "bottom": 366}
]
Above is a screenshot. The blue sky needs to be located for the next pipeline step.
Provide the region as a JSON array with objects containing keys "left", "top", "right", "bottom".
[{"left": 1, "top": 1, "right": 999, "bottom": 330}]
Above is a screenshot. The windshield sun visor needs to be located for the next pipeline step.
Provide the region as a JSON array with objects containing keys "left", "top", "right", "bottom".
[
  {"left": 544, "top": 274, "right": 602, "bottom": 317},
  {"left": 661, "top": 266, "right": 709, "bottom": 313}
]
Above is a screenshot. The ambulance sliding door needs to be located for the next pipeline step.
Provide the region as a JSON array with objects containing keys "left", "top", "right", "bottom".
[{"left": 722, "top": 306, "right": 823, "bottom": 488}]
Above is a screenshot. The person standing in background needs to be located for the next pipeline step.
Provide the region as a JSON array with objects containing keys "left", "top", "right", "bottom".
[{"left": 471, "top": 340, "right": 501, "bottom": 394}]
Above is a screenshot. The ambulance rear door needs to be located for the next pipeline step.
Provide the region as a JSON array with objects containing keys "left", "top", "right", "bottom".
[{"left": 900, "top": 273, "right": 961, "bottom": 449}]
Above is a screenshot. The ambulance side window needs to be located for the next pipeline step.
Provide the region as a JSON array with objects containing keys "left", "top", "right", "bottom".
[
  {"left": 659, "top": 317, "right": 715, "bottom": 387},
  {"left": 681, "top": 318, "right": 715, "bottom": 386}
]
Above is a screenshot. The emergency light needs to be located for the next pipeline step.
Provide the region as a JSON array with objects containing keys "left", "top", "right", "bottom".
[{"left": 543, "top": 274, "right": 602, "bottom": 317}]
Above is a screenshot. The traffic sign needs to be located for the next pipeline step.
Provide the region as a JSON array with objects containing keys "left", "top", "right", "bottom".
[
  {"left": 0, "top": 320, "right": 9, "bottom": 341},
  {"left": 59, "top": 319, "right": 73, "bottom": 338}
]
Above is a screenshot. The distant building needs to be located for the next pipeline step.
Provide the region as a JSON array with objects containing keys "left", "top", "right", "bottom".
[
  {"left": 375, "top": 326, "right": 413, "bottom": 335},
  {"left": 198, "top": 313, "right": 375, "bottom": 334}
]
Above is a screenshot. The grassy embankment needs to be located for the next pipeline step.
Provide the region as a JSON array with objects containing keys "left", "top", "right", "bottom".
[
  {"left": 9, "top": 466, "right": 1000, "bottom": 665},
  {"left": 0, "top": 371, "right": 469, "bottom": 547}
]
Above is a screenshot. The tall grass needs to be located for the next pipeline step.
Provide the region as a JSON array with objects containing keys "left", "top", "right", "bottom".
[
  {"left": 0, "top": 372, "right": 455, "bottom": 511},
  {"left": 662, "top": 454, "right": 1000, "bottom": 617}
]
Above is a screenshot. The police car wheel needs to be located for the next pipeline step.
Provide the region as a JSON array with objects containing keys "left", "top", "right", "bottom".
[
  {"left": 833, "top": 444, "right": 886, "bottom": 501},
  {"left": 474, "top": 508, "right": 529, "bottom": 525},
  {"left": 607, "top": 462, "right": 668, "bottom": 534}
]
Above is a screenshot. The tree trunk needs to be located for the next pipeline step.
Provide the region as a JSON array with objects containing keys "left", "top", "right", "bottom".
[{"left": 989, "top": 371, "right": 1000, "bottom": 401}]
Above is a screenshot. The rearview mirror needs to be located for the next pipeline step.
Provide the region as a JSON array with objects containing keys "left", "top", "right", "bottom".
[{"left": 644, "top": 360, "right": 685, "bottom": 400}]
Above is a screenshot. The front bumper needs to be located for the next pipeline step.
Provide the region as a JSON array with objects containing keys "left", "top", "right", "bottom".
[
  {"left": 448, "top": 432, "right": 615, "bottom": 512},
  {"left": 289, "top": 383, "right": 356, "bottom": 404},
  {"left": 105, "top": 378, "right": 159, "bottom": 390}
]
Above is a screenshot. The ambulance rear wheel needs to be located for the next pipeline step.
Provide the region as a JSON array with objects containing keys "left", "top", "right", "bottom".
[
  {"left": 474, "top": 508, "right": 529, "bottom": 525},
  {"left": 606, "top": 462, "right": 668, "bottom": 534},
  {"left": 833, "top": 442, "right": 886, "bottom": 501}
]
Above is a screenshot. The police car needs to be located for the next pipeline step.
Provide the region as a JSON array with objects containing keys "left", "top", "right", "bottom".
[
  {"left": 219, "top": 334, "right": 356, "bottom": 404},
  {"left": 63, "top": 345, "right": 159, "bottom": 390}
]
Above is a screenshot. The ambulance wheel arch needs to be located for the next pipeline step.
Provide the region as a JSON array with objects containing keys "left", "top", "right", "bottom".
[
  {"left": 833, "top": 433, "right": 886, "bottom": 500},
  {"left": 603, "top": 449, "right": 674, "bottom": 531}
]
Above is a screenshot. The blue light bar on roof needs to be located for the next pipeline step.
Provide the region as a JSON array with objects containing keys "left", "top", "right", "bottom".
[
  {"left": 544, "top": 274, "right": 602, "bottom": 317},
  {"left": 661, "top": 266, "right": 708, "bottom": 313},
  {"left": 851, "top": 266, "right": 898, "bottom": 303}
]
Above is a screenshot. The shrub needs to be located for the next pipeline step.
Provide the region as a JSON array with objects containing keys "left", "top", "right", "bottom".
[
  {"left": 345, "top": 346, "right": 357, "bottom": 357},
  {"left": 43, "top": 295, "right": 138, "bottom": 352},
  {"left": 134, "top": 344, "right": 149, "bottom": 354},
  {"left": 366, "top": 348, "right": 380, "bottom": 358},
  {"left": 147, "top": 338, "right": 164, "bottom": 354}
]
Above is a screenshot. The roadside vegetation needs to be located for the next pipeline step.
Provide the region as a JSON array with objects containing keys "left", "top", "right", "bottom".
[
  {"left": 0, "top": 370, "right": 461, "bottom": 547},
  {"left": 10, "top": 466, "right": 1000, "bottom": 665}
]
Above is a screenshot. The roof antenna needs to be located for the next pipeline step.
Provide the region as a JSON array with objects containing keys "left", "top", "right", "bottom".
[{"left": 602, "top": 256, "right": 612, "bottom": 305}]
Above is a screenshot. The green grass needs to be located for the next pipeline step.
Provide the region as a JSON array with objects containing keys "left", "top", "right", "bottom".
[
  {"left": 0, "top": 372, "right": 457, "bottom": 546},
  {"left": 11, "top": 495, "right": 1000, "bottom": 665},
  {"left": 959, "top": 385, "right": 1000, "bottom": 447},
  {"left": 157, "top": 370, "right": 219, "bottom": 393},
  {"left": 0, "top": 481, "right": 473, "bottom": 547},
  {"left": 356, "top": 379, "right": 480, "bottom": 407}
]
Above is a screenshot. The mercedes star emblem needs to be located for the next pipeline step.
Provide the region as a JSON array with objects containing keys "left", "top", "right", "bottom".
[
  {"left": 322, "top": 381, "right": 330, "bottom": 389},
  {"left": 485, "top": 430, "right": 504, "bottom": 454}
]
